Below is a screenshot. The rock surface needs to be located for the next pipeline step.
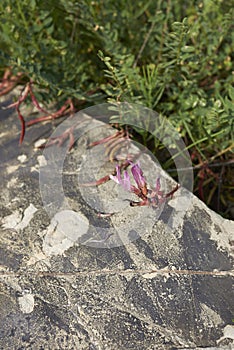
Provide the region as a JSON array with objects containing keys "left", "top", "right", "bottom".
[{"left": 0, "top": 93, "right": 233, "bottom": 350}]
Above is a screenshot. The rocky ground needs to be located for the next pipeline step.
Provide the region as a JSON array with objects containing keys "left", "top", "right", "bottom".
[{"left": 0, "top": 92, "right": 233, "bottom": 349}]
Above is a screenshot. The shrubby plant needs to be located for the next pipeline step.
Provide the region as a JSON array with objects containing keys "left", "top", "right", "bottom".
[{"left": 0, "top": 0, "right": 233, "bottom": 217}]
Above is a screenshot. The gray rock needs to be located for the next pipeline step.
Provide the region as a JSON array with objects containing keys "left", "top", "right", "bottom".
[{"left": 0, "top": 94, "right": 233, "bottom": 350}]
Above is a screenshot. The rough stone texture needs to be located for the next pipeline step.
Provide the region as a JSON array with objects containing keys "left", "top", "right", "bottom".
[{"left": 0, "top": 93, "right": 233, "bottom": 350}]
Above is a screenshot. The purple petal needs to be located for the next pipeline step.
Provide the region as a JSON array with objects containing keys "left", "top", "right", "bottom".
[
  {"left": 109, "top": 166, "right": 132, "bottom": 192},
  {"left": 122, "top": 170, "right": 131, "bottom": 191},
  {"left": 131, "top": 162, "right": 146, "bottom": 189},
  {"left": 155, "top": 177, "right": 161, "bottom": 192},
  {"left": 152, "top": 177, "right": 164, "bottom": 200}
]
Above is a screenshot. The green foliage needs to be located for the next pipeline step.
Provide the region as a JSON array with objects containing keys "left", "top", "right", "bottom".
[{"left": 0, "top": 0, "right": 233, "bottom": 216}]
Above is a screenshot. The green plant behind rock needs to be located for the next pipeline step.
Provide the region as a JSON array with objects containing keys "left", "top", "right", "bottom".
[{"left": 0, "top": 0, "right": 233, "bottom": 217}]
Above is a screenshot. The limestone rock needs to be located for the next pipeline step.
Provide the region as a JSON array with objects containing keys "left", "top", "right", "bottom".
[{"left": 0, "top": 94, "right": 233, "bottom": 350}]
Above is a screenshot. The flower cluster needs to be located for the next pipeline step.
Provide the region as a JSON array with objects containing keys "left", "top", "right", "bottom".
[{"left": 110, "top": 162, "right": 179, "bottom": 207}]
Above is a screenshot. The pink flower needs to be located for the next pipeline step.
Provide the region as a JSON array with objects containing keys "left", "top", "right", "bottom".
[
  {"left": 131, "top": 162, "right": 148, "bottom": 196},
  {"left": 110, "top": 165, "right": 132, "bottom": 191},
  {"left": 110, "top": 162, "right": 179, "bottom": 207}
]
